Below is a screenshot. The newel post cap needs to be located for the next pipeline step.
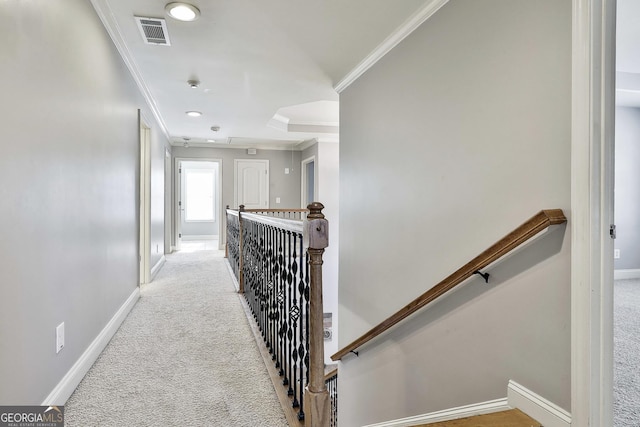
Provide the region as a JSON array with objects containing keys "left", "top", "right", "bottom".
[{"left": 305, "top": 202, "right": 328, "bottom": 249}]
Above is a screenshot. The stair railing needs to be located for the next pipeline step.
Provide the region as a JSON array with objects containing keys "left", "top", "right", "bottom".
[
  {"left": 225, "top": 203, "right": 330, "bottom": 427},
  {"left": 331, "top": 209, "right": 567, "bottom": 361},
  {"left": 324, "top": 368, "right": 338, "bottom": 427}
]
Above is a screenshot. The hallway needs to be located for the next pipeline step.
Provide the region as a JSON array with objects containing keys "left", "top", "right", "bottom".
[{"left": 64, "top": 250, "right": 287, "bottom": 427}]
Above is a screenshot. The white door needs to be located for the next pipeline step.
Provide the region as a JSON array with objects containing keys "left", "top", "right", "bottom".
[{"left": 235, "top": 159, "right": 269, "bottom": 209}]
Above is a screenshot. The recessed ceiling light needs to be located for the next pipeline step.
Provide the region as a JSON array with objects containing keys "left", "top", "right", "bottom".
[
  {"left": 187, "top": 79, "right": 200, "bottom": 89},
  {"left": 186, "top": 111, "right": 202, "bottom": 117},
  {"left": 165, "top": 2, "right": 200, "bottom": 22},
  {"left": 211, "top": 126, "right": 220, "bottom": 132}
]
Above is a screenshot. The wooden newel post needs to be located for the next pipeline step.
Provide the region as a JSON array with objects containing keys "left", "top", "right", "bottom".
[
  {"left": 238, "top": 205, "right": 245, "bottom": 293},
  {"left": 304, "top": 202, "right": 330, "bottom": 427},
  {"left": 224, "top": 205, "right": 229, "bottom": 259}
]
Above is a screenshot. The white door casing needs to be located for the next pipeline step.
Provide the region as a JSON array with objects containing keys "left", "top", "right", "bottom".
[
  {"left": 571, "top": 0, "right": 616, "bottom": 425},
  {"left": 234, "top": 159, "right": 269, "bottom": 209},
  {"left": 174, "top": 157, "right": 223, "bottom": 251},
  {"left": 301, "top": 155, "right": 317, "bottom": 209},
  {"left": 139, "top": 111, "right": 151, "bottom": 285}
]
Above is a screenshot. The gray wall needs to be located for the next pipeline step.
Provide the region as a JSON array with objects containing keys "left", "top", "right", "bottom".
[
  {"left": 614, "top": 107, "right": 640, "bottom": 270},
  {"left": 301, "top": 141, "right": 340, "bottom": 361},
  {"left": 0, "top": 0, "right": 167, "bottom": 404},
  {"left": 171, "top": 146, "right": 301, "bottom": 247},
  {"left": 338, "top": 0, "right": 571, "bottom": 425}
]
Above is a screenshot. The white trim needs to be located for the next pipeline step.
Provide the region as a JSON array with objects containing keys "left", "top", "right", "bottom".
[
  {"left": 181, "top": 235, "right": 217, "bottom": 241},
  {"left": 301, "top": 155, "right": 317, "bottom": 208},
  {"left": 571, "top": 1, "right": 616, "bottom": 426},
  {"left": 613, "top": 269, "right": 640, "bottom": 280},
  {"left": 88, "top": 0, "right": 170, "bottom": 141},
  {"left": 335, "top": 0, "right": 449, "bottom": 93},
  {"left": 42, "top": 288, "right": 140, "bottom": 406},
  {"left": 296, "top": 138, "right": 319, "bottom": 152},
  {"left": 361, "top": 398, "right": 510, "bottom": 427},
  {"left": 224, "top": 258, "right": 240, "bottom": 292},
  {"left": 150, "top": 255, "right": 166, "bottom": 281},
  {"left": 507, "top": 381, "right": 571, "bottom": 427},
  {"left": 139, "top": 114, "right": 151, "bottom": 286},
  {"left": 174, "top": 158, "right": 223, "bottom": 252}
]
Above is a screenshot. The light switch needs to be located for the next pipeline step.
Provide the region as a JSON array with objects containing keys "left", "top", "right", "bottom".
[{"left": 276, "top": 197, "right": 281, "bottom": 204}]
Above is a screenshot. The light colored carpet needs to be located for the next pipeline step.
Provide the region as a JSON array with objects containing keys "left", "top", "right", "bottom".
[
  {"left": 65, "top": 250, "right": 288, "bottom": 427},
  {"left": 614, "top": 279, "right": 640, "bottom": 427}
]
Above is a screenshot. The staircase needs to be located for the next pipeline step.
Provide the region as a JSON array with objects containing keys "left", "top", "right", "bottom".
[{"left": 414, "top": 409, "right": 541, "bottom": 427}]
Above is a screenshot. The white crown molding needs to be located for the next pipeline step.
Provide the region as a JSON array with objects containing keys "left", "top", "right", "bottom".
[
  {"left": 335, "top": 0, "right": 450, "bottom": 93},
  {"left": 296, "top": 138, "right": 319, "bottom": 151},
  {"left": 268, "top": 113, "right": 339, "bottom": 135},
  {"left": 89, "top": 0, "right": 171, "bottom": 141}
]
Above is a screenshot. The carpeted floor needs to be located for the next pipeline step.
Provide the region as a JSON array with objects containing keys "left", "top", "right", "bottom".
[
  {"left": 65, "top": 250, "right": 288, "bottom": 427},
  {"left": 614, "top": 279, "right": 640, "bottom": 427}
]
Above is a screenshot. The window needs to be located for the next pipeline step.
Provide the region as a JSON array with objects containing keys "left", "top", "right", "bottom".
[{"left": 185, "top": 169, "right": 215, "bottom": 221}]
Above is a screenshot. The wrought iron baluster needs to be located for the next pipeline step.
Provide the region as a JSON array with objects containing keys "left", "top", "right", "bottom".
[
  {"left": 325, "top": 372, "right": 338, "bottom": 427},
  {"left": 286, "top": 230, "right": 294, "bottom": 397},
  {"left": 294, "top": 232, "right": 306, "bottom": 420},
  {"left": 290, "top": 231, "right": 300, "bottom": 410},
  {"left": 278, "top": 230, "right": 289, "bottom": 386}
]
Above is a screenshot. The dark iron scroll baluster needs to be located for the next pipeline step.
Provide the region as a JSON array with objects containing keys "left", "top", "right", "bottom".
[
  {"left": 290, "top": 232, "right": 300, "bottom": 410},
  {"left": 297, "top": 232, "right": 307, "bottom": 420},
  {"left": 286, "top": 230, "right": 294, "bottom": 398},
  {"left": 226, "top": 206, "right": 330, "bottom": 427}
]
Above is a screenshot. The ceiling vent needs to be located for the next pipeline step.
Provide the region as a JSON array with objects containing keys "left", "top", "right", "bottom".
[{"left": 134, "top": 17, "right": 171, "bottom": 46}]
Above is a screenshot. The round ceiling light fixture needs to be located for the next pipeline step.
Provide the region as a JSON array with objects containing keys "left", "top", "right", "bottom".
[
  {"left": 165, "top": 2, "right": 200, "bottom": 22},
  {"left": 186, "top": 111, "right": 202, "bottom": 117}
]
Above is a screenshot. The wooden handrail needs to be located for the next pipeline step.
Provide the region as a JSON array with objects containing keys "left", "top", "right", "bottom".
[
  {"left": 324, "top": 368, "right": 338, "bottom": 382},
  {"left": 241, "top": 211, "right": 304, "bottom": 233},
  {"left": 243, "top": 208, "right": 309, "bottom": 213},
  {"left": 331, "top": 209, "right": 567, "bottom": 361}
]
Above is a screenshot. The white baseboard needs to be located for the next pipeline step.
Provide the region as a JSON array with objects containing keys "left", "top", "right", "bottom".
[
  {"left": 181, "top": 234, "right": 218, "bottom": 241},
  {"left": 614, "top": 268, "right": 640, "bottom": 280},
  {"left": 41, "top": 288, "right": 140, "bottom": 406},
  {"left": 224, "top": 258, "right": 240, "bottom": 292},
  {"left": 150, "top": 255, "right": 166, "bottom": 281},
  {"left": 507, "top": 380, "right": 571, "bottom": 427},
  {"left": 362, "top": 380, "right": 571, "bottom": 427},
  {"left": 361, "top": 398, "right": 510, "bottom": 427}
]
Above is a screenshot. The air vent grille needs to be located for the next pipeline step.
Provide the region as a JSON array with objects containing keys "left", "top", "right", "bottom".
[{"left": 134, "top": 17, "right": 171, "bottom": 46}]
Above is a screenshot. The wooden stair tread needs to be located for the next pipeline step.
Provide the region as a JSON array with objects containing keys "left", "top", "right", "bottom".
[{"left": 412, "top": 409, "right": 542, "bottom": 427}]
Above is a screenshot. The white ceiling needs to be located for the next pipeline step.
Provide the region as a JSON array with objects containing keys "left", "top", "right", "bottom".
[
  {"left": 93, "top": 0, "right": 640, "bottom": 148},
  {"left": 92, "top": 0, "right": 430, "bottom": 149}
]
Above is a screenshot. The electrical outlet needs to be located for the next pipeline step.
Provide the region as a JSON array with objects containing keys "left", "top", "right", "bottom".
[
  {"left": 56, "top": 322, "right": 65, "bottom": 354},
  {"left": 614, "top": 249, "right": 621, "bottom": 259}
]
